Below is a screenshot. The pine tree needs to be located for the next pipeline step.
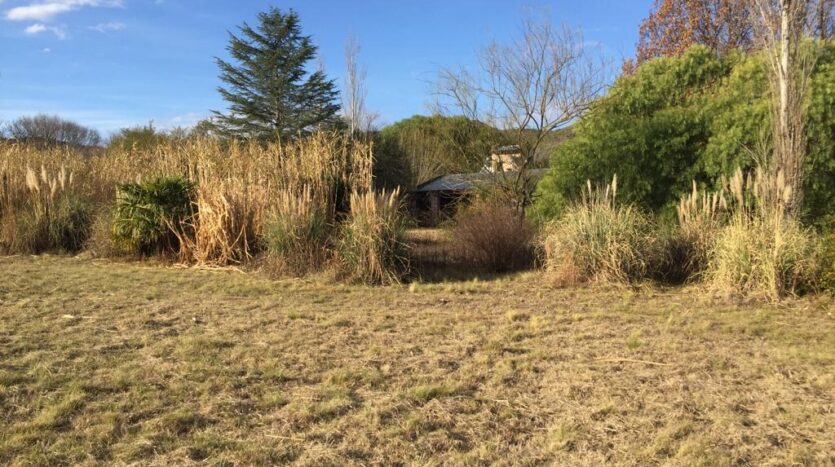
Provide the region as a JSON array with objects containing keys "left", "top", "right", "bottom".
[{"left": 212, "top": 8, "right": 341, "bottom": 140}]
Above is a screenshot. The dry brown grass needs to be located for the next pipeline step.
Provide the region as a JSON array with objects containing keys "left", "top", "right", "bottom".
[{"left": 0, "top": 255, "right": 832, "bottom": 465}]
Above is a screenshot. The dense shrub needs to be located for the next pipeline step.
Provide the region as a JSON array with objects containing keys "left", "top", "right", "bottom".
[
  {"left": 264, "top": 187, "right": 331, "bottom": 275},
  {"left": 449, "top": 200, "right": 535, "bottom": 273},
  {"left": 112, "top": 176, "right": 196, "bottom": 255},
  {"left": 534, "top": 44, "right": 835, "bottom": 224},
  {"left": 337, "top": 190, "right": 410, "bottom": 284},
  {"left": 543, "top": 177, "right": 653, "bottom": 285}
]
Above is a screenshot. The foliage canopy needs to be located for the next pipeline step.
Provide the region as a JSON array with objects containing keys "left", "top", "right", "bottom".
[{"left": 534, "top": 44, "right": 835, "bottom": 224}]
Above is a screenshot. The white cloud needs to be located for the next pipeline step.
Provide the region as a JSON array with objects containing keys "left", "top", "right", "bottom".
[
  {"left": 24, "top": 22, "right": 66, "bottom": 38},
  {"left": 89, "top": 20, "right": 123, "bottom": 33},
  {"left": 24, "top": 22, "right": 46, "bottom": 33},
  {"left": 8, "top": 2, "right": 72, "bottom": 21},
  {"left": 42, "top": 47, "right": 51, "bottom": 53},
  {"left": 6, "top": 0, "right": 122, "bottom": 22}
]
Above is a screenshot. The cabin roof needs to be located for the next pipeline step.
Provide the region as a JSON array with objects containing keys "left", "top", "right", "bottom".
[{"left": 410, "top": 169, "right": 548, "bottom": 193}]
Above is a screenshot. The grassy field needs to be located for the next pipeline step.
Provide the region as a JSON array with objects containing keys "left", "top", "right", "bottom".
[{"left": 0, "top": 256, "right": 833, "bottom": 465}]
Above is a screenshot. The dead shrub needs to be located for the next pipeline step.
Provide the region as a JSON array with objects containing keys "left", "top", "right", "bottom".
[{"left": 449, "top": 199, "right": 535, "bottom": 273}]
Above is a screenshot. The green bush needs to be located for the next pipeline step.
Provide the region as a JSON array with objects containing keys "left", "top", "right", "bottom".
[
  {"left": 534, "top": 43, "right": 835, "bottom": 224},
  {"left": 373, "top": 115, "right": 506, "bottom": 189},
  {"left": 112, "top": 176, "right": 196, "bottom": 255}
]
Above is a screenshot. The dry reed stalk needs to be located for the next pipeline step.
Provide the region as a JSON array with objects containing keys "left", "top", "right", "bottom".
[
  {"left": 338, "top": 188, "right": 409, "bottom": 284},
  {"left": 1, "top": 133, "right": 374, "bottom": 265},
  {"left": 543, "top": 175, "right": 652, "bottom": 284},
  {"left": 176, "top": 178, "right": 267, "bottom": 265},
  {"left": 707, "top": 166, "right": 822, "bottom": 298}
]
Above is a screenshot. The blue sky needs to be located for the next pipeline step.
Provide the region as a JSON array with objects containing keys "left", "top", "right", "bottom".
[{"left": 1, "top": 0, "right": 653, "bottom": 135}]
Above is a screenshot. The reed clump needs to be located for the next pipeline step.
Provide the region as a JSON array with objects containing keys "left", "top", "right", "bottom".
[
  {"left": 337, "top": 189, "right": 410, "bottom": 284},
  {"left": 0, "top": 134, "right": 389, "bottom": 280},
  {"left": 706, "top": 167, "right": 823, "bottom": 299},
  {"left": 176, "top": 179, "right": 267, "bottom": 265},
  {"left": 654, "top": 181, "right": 729, "bottom": 283},
  {"left": 543, "top": 175, "right": 653, "bottom": 285},
  {"left": 0, "top": 165, "right": 92, "bottom": 254},
  {"left": 264, "top": 186, "right": 330, "bottom": 275}
]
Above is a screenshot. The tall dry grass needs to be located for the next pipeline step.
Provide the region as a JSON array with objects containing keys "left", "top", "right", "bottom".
[
  {"left": 655, "top": 181, "right": 730, "bottom": 283},
  {"left": 176, "top": 179, "right": 267, "bottom": 265},
  {"left": 264, "top": 186, "right": 330, "bottom": 275},
  {"left": 1, "top": 133, "right": 373, "bottom": 268},
  {"left": 707, "top": 167, "right": 823, "bottom": 299},
  {"left": 543, "top": 176, "right": 653, "bottom": 285},
  {"left": 338, "top": 189, "right": 410, "bottom": 284},
  {"left": 0, "top": 165, "right": 91, "bottom": 253}
]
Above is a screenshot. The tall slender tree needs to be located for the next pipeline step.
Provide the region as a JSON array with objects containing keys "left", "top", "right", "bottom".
[
  {"left": 753, "top": 0, "right": 822, "bottom": 216},
  {"left": 212, "top": 8, "right": 341, "bottom": 141}
]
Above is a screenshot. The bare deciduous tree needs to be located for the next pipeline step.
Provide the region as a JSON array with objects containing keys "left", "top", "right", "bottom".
[
  {"left": 435, "top": 18, "right": 608, "bottom": 213},
  {"left": 342, "top": 35, "right": 378, "bottom": 136},
  {"left": 753, "top": 0, "right": 822, "bottom": 215},
  {"left": 4, "top": 114, "right": 101, "bottom": 147}
]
